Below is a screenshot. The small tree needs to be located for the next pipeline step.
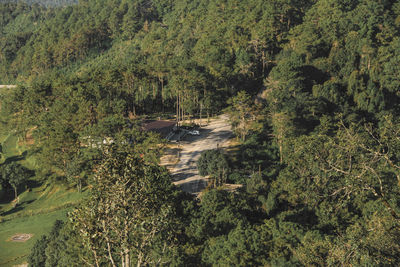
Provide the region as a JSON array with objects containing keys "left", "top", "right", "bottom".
[
  {"left": 225, "top": 91, "right": 261, "bottom": 142},
  {"left": 197, "top": 149, "right": 230, "bottom": 187},
  {"left": 65, "top": 150, "right": 99, "bottom": 193},
  {"left": 1, "top": 162, "right": 31, "bottom": 203}
]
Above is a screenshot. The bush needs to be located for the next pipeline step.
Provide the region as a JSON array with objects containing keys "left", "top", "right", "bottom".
[
  {"left": 28, "top": 235, "right": 48, "bottom": 267},
  {"left": 197, "top": 149, "right": 230, "bottom": 186}
]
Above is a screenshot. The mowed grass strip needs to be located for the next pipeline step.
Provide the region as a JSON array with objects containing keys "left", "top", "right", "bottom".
[
  {"left": 1, "top": 184, "right": 86, "bottom": 221},
  {"left": 2, "top": 133, "right": 20, "bottom": 158}
]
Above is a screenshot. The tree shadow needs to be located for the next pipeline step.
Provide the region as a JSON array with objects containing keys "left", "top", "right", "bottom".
[
  {"left": 3, "top": 150, "right": 28, "bottom": 164},
  {"left": 0, "top": 198, "right": 35, "bottom": 216},
  {"left": 284, "top": 207, "right": 318, "bottom": 227},
  {"left": 0, "top": 205, "right": 24, "bottom": 216},
  {"left": 25, "top": 179, "right": 41, "bottom": 189},
  {"left": 0, "top": 190, "right": 14, "bottom": 204}
]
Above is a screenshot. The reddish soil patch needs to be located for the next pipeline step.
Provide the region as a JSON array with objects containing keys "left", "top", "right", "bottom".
[{"left": 24, "top": 127, "right": 36, "bottom": 146}]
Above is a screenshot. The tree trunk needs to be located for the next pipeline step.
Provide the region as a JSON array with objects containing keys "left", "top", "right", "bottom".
[
  {"left": 161, "top": 78, "right": 164, "bottom": 113},
  {"left": 200, "top": 102, "right": 202, "bottom": 127},
  {"left": 176, "top": 93, "right": 179, "bottom": 127},
  {"left": 91, "top": 249, "right": 100, "bottom": 267},
  {"left": 106, "top": 241, "right": 116, "bottom": 267},
  {"left": 77, "top": 180, "right": 82, "bottom": 193},
  {"left": 152, "top": 83, "right": 156, "bottom": 111},
  {"left": 181, "top": 94, "right": 184, "bottom": 125},
  {"left": 125, "top": 249, "right": 130, "bottom": 267},
  {"left": 137, "top": 251, "right": 143, "bottom": 267},
  {"left": 14, "top": 186, "right": 18, "bottom": 203}
]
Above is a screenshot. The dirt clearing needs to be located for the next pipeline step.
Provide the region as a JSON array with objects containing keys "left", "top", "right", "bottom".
[{"left": 161, "top": 114, "right": 233, "bottom": 194}]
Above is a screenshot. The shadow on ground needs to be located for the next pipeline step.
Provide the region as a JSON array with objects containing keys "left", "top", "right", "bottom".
[{"left": 2, "top": 150, "right": 27, "bottom": 164}]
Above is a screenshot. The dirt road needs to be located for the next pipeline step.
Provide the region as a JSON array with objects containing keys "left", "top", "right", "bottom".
[{"left": 164, "top": 115, "right": 233, "bottom": 194}]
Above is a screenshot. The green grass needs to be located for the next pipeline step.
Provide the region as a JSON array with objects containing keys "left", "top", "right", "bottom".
[
  {"left": 0, "top": 185, "right": 87, "bottom": 266},
  {"left": 0, "top": 209, "right": 70, "bottom": 266},
  {"left": 0, "top": 121, "right": 9, "bottom": 144},
  {"left": 2, "top": 133, "right": 20, "bottom": 157},
  {"left": 0, "top": 131, "right": 35, "bottom": 167},
  {"left": 0, "top": 88, "right": 84, "bottom": 265},
  {"left": 0, "top": 184, "right": 86, "bottom": 219},
  {"left": 0, "top": 87, "right": 83, "bottom": 266}
]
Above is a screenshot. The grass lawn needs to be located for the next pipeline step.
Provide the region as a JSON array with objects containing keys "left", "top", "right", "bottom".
[
  {"left": 0, "top": 209, "right": 70, "bottom": 266},
  {"left": 0, "top": 184, "right": 86, "bottom": 266},
  {"left": 2, "top": 133, "right": 20, "bottom": 157}
]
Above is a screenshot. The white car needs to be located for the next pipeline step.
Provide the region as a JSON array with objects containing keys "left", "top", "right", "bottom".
[{"left": 188, "top": 130, "right": 200, "bottom": 135}]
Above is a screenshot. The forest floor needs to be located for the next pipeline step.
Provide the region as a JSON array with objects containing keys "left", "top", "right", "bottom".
[{"left": 161, "top": 114, "right": 234, "bottom": 194}]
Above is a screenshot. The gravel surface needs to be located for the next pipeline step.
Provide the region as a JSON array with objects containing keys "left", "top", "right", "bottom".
[{"left": 170, "top": 114, "right": 233, "bottom": 194}]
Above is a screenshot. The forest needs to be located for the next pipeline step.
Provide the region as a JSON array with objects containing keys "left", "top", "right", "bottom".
[{"left": 1, "top": 0, "right": 400, "bottom": 266}]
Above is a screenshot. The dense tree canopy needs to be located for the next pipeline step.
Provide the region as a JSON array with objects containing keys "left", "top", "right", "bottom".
[{"left": 2, "top": 0, "right": 400, "bottom": 265}]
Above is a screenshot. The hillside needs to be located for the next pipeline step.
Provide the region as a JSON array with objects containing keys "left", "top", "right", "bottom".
[{"left": 1, "top": 0, "right": 400, "bottom": 266}]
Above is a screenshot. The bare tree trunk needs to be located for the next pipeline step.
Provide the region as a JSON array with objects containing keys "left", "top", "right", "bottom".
[
  {"left": 139, "top": 85, "right": 143, "bottom": 113},
  {"left": 180, "top": 93, "right": 184, "bottom": 125},
  {"left": 106, "top": 241, "right": 116, "bottom": 267},
  {"left": 137, "top": 251, "right": 143, "bottom": 267},
  {"left": 200, "top": 102, "right": 202, "bottom": 127},
  {"left": 91, "top": 249, "right": 100, "bottom": 267},
  {"left": 13, "top": 187, "right": 18, "bottom": 203},
  {"left": 262, "top": 51, "right": 265, "bottom": 75},
  {"left": 125, "top": 249, "right": 130, "bottom": 267},
  {"left": 161, "top": 78, "right": 164, "bottom": 113},
  {"left": 102, "top": 220, "right": 117, "bottom": 267},
  {"left": 152, "top": 83, "right": 156, "bottom": 111},
  {"left": 176, "top": 93, "right": 180, "bottom": 127}
]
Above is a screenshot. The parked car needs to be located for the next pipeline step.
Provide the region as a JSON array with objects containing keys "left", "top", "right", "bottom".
[{"left": 188, "top": 130, "right": 200, "bottom": 135}]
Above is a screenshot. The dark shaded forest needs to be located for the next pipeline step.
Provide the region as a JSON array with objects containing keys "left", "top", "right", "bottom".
[{"left": 1, "top": 0, "right": 400, "bottom": 266}]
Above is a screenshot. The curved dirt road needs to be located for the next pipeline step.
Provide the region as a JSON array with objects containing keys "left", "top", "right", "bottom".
[{"left": 169, "top": 115, "right": 233, "bottom": 194}]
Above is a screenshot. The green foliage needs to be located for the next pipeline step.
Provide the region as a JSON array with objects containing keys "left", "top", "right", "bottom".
[
  {"left": 27, "top": 220, "right": 64, "bottom": 267},
  {"left": 28, "top": 235, "right": 48, "bottom": 267},
  {"left": 0, "top": 208, "right": 71, "bottom": 266},
  {"left": 202, "top": 223, "right": 268, "bottom": 266},
  {"left": 197, "top": 149, "right": 230, "bottom": 187},
  {"left": 0, "top": 161, "right": 32, "bottom": 200},
  {"left": 27, "top": 219, "right": 87, "bottom": 267},
  {"left": 1, "top": 1, "right": 77, "bottom": 7},
  {"left": 70, "top": 147, "right": 178, "bottom": 266},
  {"left": 225, "top": 91, "right": 263, "bottom": 141},
  {"left": 186, "top": 189, "right": 266, "bottom": 265},
  {"left": 2, "top": 0, "right": 400, "bottom": 265}
]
